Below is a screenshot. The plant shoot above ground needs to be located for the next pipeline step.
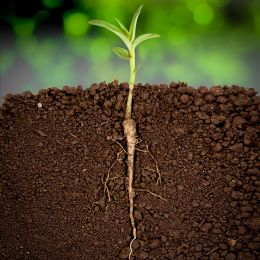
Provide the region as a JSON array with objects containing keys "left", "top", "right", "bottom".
[{"left": 89, "top": 5, "right": 160, "bottom": 119}]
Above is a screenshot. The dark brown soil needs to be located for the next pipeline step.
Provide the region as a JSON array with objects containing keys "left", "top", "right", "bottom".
[{"left": 1, "top": 82, "right": 259, "bottom": 260}]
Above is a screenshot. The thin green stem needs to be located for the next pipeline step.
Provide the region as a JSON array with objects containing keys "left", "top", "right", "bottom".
[{"left": 125, "top": 48, "right": 136, "bottom": 120}]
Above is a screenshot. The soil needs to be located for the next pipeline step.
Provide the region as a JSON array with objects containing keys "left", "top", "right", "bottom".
[{"left": 0, "top": 82, "right": 259, "bottom": 260}]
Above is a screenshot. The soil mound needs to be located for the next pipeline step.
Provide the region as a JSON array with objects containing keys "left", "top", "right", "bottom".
[{"left": 1, "top": 83, "right": 259, "bottom": 259}]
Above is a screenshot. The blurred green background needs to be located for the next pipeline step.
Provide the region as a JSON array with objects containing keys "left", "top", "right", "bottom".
[{"left": 0, "top": 0, "right": 260, "bottom": 100}]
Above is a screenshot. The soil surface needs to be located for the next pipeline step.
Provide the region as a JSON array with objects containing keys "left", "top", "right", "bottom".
[{"left": 0, "top": 83, "right": 259, "bottom": 260}]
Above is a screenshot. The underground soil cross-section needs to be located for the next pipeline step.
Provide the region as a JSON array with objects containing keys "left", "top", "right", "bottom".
[{"left": 0, "top": 83, "right": 259, "bottom": 259}]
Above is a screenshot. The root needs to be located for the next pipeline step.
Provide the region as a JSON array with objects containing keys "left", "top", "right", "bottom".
[
  {"left": 123, "top": 118, "right": 137, "bottom": 260},
  {"left": 103, "top": 150, "right": 125, "bottom": 204},
  {"left": 94, "top": 123, "right": 126, "bottom": 207},
  {"left": 93, "top": 142, "right": 126, "bottom": 208},
  {"left": 136, "top": 145, "right": 162, "bottom": 185},
  {"left": 111, "top": 137, "right": 127, "bottom": 154},
  {"left": 129, "top": 237, "right": 136, "bottom": 259},
  {"left": 97, "top": 119, "right": 163, "bottom": 259},
  {"left": 135, "top": 189, "right": 167, "bottom": 201}
]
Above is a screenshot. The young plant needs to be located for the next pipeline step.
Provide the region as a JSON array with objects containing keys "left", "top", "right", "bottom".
[
  {"left": 88, "top": 5, "right": 159, "bottom": 120},
  {"left": 89, "top": 6, "right": 159, "bottom": 258}
]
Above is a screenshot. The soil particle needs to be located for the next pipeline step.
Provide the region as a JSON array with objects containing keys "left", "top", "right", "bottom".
[
  {"left": 232, "top": 116, "right": 247, "bottom": 128},
  {"left": 131, "top": 240, "right": 140, "bottom": 250},
  {"left": 200, "top": 222, "right": 213, "bottom": 232},
  {"left": 214, "top": 142, "right": 223, "bottom": 152},
  {"left": 216, "top": 96, "right": 227, "bottom": 103},
  {"left": 195, "top": 111, "right": 209, "bottom": 120},
  {"left": 198, "top": 86, "right": 209, "bottom": 95},
  {"left": 245, "top": 218, "right": 260, "bottom": 232},
  {"left": 211, "top": 86, "right": 224, "bottom": 96},
  {"left": 228, "top": 238, "right": 237, "bottom": 247},
  {"left": 180, "top": 94, "right": 189, "bottom": 104},
  {"left": 211, "top": 114, "right": 226, "bottom": 125},
  {"left": 234, "top": 94, "right": 250, "bottom": 106},
  {"left": 118, "top": 247, "right": 130, "bottom": 259},
  {"left": 226, "top": 252, "right": 237, "bottom": 260},
  {"left": 246, "top": 168, "right": 259, "bottom": 176},
  {"left": 244, "top": 127, "right": 258, "bottom": 145},
  {"left": 205, "top": 93, "right": 215, "bottom": 103},
  {"left": 231, "top": 191, "right": 244, "bottom": 200},
  {"left": 194, "top": 243, "right": 203, "bottom": 252},
  {"left": 238, "top": 252, "right": 256, "bottom": 260},
  {"left": 150, "top": 239, "right": 160, "bottom": 249},
  {"left": 138, "top": 251, "right": 149, "bottom": 259},
  {"left": 1, "top": 83, "right": 259, "bottom": 259}
]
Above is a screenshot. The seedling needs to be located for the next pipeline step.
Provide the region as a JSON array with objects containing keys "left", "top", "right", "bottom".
[
  {"left": 89, "top": 5, "right": 159, "bottom": 119},
  {"left": 89, "top": 5, "right": 160, "bottom": 258}
]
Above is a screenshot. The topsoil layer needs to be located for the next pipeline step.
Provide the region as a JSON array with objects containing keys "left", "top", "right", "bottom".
[{"left": 0, "top": 82, "right": 259, "bottom": 260}]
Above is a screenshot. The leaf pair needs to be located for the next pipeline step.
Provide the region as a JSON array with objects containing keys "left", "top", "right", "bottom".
[{"left": 88, "top": 5, "right": 160, "bottom": 60}]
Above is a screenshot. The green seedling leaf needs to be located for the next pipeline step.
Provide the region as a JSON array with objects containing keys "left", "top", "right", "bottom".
[
  {"left": 129, "top": 5, "right": 143, "bottom": 42},
  {"left": 88, "top": 19, "right": 121, "bottom": 32},
  {"left": 113, "top": 47, "right": 130, "bottom": 59},
  {"left": 133, "top": 33, "right": 160, "bottom": 48},
  {"left": 115, "top": 18, "right": 129, "bottom": 37},
  {"left": 88, "top": 19, "right": 131, "bottom": 49}
]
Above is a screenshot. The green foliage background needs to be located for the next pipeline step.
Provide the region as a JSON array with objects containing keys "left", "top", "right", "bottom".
[{"left": 0, "top": 0, "right": 260, "bottom": 98}]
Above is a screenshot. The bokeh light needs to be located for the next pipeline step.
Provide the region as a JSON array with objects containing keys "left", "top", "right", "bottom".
[
  {"left": 0, "top": 50, "right": 14, "bottom": 75},
  {"left": 64, "top": 12, "right": 89, "bottom": 36},
  {"left": 171, "top": 5, "right": 192, "bottom": 26},
  {"left": 13, "top": 18, "right": 35, "bottom": 36},
  {"left": 0, "top": 0, "right": 259, "bottom": 101},
  {"left": 42, "top": 0, "right": 63, "bottom": 9},
  {"left": 193, "top": 4, "right": 214, "bottom": 25},
  {"left": 254, "top": 14, "right": 260, "bottom": 35}
]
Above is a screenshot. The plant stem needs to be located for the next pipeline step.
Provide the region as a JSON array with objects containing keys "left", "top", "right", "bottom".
[
  {"left": 123, "top": 48, "right": 137, "bottom": 258},
  {"left": 125, "top": 48, "right": 136, "bottom": 120}
]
